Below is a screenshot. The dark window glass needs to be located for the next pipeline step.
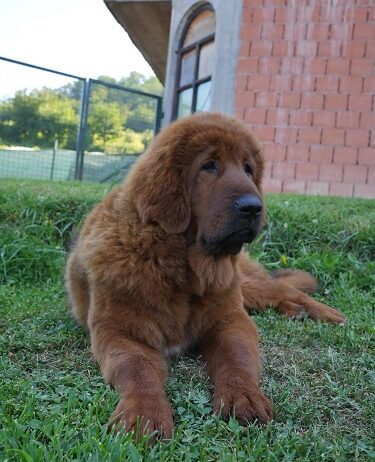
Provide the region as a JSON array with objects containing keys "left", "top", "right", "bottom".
[{"left": 174, "top": 7, "right": 215, "bottom": 119}]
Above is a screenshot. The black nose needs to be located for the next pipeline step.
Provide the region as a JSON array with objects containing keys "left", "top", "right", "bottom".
[{"left": 234, "top": 194, "right": 263, "bottom": 217}]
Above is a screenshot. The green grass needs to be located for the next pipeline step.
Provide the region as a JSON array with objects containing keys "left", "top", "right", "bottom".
[{"left": 0, "top": 179, "right": 374, "bottom": 461}]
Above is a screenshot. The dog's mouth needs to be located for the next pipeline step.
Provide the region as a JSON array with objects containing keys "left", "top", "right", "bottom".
[{"left": 201, "top": 226, "right": 260, "bottom": 256}]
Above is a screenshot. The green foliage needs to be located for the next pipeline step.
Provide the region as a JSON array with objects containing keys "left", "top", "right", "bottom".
[
  {"left": 0, "top": 73, "right": 163, "bottom": 154},
  {"left": 0, "top": 180, "right": 374, "bottom": 461}
]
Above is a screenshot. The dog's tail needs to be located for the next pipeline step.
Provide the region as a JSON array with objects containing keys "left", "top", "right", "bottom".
[{"left": 271, "top": 269, "right": 318, "bottom": 294}]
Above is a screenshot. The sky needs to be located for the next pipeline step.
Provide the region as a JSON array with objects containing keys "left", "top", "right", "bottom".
[{"left": 0, "top": 0, "right": 155, "bottom": 99}]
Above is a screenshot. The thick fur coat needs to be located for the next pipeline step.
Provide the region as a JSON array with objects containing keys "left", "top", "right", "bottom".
[{"left": 65, "top": 113, "right": 346, "bottom": 438}]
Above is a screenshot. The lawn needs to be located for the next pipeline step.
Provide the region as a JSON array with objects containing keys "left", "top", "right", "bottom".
[{"left": 0, "top": 179, "right": 374, "bottom": 461}]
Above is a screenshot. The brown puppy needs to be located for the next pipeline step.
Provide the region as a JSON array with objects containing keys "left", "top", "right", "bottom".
[{"left": 65, "top": 113, "right": 346, "bottom": 438}]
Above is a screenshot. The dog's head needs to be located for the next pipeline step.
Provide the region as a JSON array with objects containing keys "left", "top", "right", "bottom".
[{"left": 131, "top": 113, "right": 264, "bottom": 256}]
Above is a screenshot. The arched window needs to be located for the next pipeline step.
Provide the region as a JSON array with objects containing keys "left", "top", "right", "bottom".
[{"left": 173, "top": 6, "right": 215, "bottom": 119}]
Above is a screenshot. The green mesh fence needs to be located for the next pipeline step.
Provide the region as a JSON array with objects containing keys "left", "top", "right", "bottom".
[{"left": 0, "top": 57, "right": 162, "bottom": 183}]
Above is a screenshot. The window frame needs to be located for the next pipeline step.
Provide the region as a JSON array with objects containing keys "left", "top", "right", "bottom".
[{"left": 172, "top": 5, "right": 215, "bottom": 119}]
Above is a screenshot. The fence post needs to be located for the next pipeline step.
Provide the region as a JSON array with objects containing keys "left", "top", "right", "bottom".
[
  {"left": 75, "top": 78, "right": 91, "bottom": 180},
  {"left": 154, "top": 97, "right": 163, "bottom": 135}
]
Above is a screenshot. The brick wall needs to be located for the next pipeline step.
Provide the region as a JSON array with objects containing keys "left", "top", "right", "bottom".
[{"left": 236, "top": 0, "right": 375, "bottom": 198}]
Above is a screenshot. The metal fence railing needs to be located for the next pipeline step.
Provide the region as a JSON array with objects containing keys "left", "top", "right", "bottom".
[{"left": 0, "top": 56, "right": 163, "bottom": 183}]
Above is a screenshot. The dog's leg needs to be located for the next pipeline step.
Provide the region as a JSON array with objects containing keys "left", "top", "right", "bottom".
[
  {"left": 239, "top": 254, "right": 346, "bottom": 323},
  {"left": 65, "top": 250, "right": 90, "bottom": 326},
  {"left": 89, "top": 306, "right": 173, "bottom": 439},
  {"left": 200, "top": 309, "right": 273, "bottom": 425}
]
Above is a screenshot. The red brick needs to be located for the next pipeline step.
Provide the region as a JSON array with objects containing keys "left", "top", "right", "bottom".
[
  {"left": 343, "top": 164, "right": 368, "bottom": 182},
  {"left": 350, "top": 59, "right": 374, "bottom": 76},
  {"left": 287, "top": 145, "right": 309, "bottom": 162},
  {"left": 334, "top": 147, "right": 358, "bottom": 164},
  {"left": 243, "top": 0, "right": 264, "bottom": 7},
  {"left": 346, "top": 129, "right": 370, "bottom": 147},
  {"left": 322, "top": 128, "right": 345, "bottom": 145},
  {"left": 270, "top": 75, "right": 292, "bottom": 91},
  {"left": 250, "top": 41, "right": 273, "bottom": 57},
  {"left": 236, "top": 75, "right": 248, "bottom": 91},
  {"left": 242, "top": 7, "right": 253, "bottom": 24},
  {"left": 316, "top": 76, "right": 339, "bottom": 92},
  {"left": 267, "top": 108, "right": 289, "bottom": 126},
  {"left": 283, "top": 179, "right": 306, "bottom": 194},
  {"left": 249, "top": 7, "right": 275, "bottom": 22},
  {"left": 252, "top": 126, "right": 275, "bottom": 142},
  {"left": 320, "top": 5, "right": 345, "bottom": 21},
  {"left": 264, "top": 161, "right": 273, "bottom": 178},
  {"left": 366, "top": 42, "right": 375, "bottom": 59},
  {"left": 296, "top": 162, "right": 319, "bottom": 180},
  {"left": 296, "top": 40, "right": 318, "bottom": 57},
  {"left": 307, "top": 23, "right": 330, "bottom": 40},
  {"left": 353, "top": 23, "right": 375, "bottom": 40},
  {"left": 284, "top": 24, "right": 307, "bottom": 40},
  {"left": 292, "top": 76, "right": 315, "bottom": 91},
  {"left": 275, "top": 127, "right": 298, "bottom": 144},
  {"left": 306, "top": 181, "right": 330, "bottom": 195},
  {"left": 303, "top": 93, "right": 324, "bottom": 110},
  {"left": 364, "top": 77, "right": 375, "bottom": 93},
  {"left": 239, "top": 42, "right": 251, "bottom": 57},
  {"left": 244, "top": 108, "right": 267, "bottom": 124},
  {"left": 310, "top": 145, "right": 334, "bottom": 163},
  {"left": 256, "top": 92, "right": 278, "bottom": 108},
  {"left": 262, "top": 23, "right": 284, "bottom": 40},
  {"left": 259, "top": 57, "right": 282, "bottom": 74},
  {"left": 273, "top": 161, "right": 296, "bottom": 179},
  {"left": 262, "top": 178, "right": 283, "bottom": 193},
  {"left": 235, "top": 90, "right": 256, "bottom": 107},
  {"left": 342, "top": 41, "right": 366, "bottom": 58},
  {"left": 360, "top": 112, "right": 375, "bottom": 129},
  {"left": 272, "top": 41, "right": 291, "bottom": 57},
  {"left": 274, "top": 6, "right": 297, "bottom": 23},
  {"left": 354, "top": 183, "right": 375, "bottom": 199},
  {"left": 263, "top": 0, "right": 286, "bottom": 6},
  {"left": 299, "top": 128, "right": 322, "bottom": 144},
  {"left": 358, "top": 148, "right": 375, "bottom": 165},
  {"left": 265, "top": 143, "right": 287, "bottom": 162},
  {"left": 235, "top": 108, "right": 244, "bottom": 120},
  {"left": 304, "top": 58, "right": 327, "bottom": 74},
  {"left": 238, "top": 58, "right": 258, "bottom": 73},
  {"left": 330, "top": 24, "right": 354, "bottom": 41},
  {"left": 336, "top": 112, "right": 360, "bottom": 129},
  {"left": 312, "top": 110, "right": 336, "bottom": 128},
  {"left": 281, "top": 57, "right": 304, "bottom": 74},
  {"left": 241, "top": 24, "right": 262, "bottom": 40},
  {"left": 297, "top": 5, "right": 320, "bottom": 22},
  {"left": 324, "top": 94, "right": 348, "bottom": 110},
  {"left": 327, "top": 58, "right": 350, "bottom": 75},
  {"left": 289, "top": 110, "right": 313, "bottom": 127},
  {"left": 329, "top": 182, "right": 354, "bottom": 197},
  {"left": 278, "top": 93, "right": 301, "bottom": 109},
  {"left": 344, "top": 6, "right": 370, "bottom": 22},
  {"left": 318, "top": 41, "right": 342, "bottom": 58},
  {"left": 247, "top": 75, "right": 271, "bottom": 91},
  {"left": 319, "top": 163, "right": 344, "bottom": 182},
  {"left": 368, "top": 167, "right": 375, "bottom": 183},
  {"left": 339, "top": 76, "right": 363, "bottom": 93}
]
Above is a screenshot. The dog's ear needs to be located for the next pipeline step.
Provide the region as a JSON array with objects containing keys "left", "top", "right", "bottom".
[{"left": 133, "top": 148, "right": 191, "bottom": 234}]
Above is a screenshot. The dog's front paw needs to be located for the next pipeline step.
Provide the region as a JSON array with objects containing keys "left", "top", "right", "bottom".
[
  {"left": 110, "top": 393, "right": 174, "bottom": 440},
  {"left": 214, "top": 379, "right": 273, "bottom": 425}
]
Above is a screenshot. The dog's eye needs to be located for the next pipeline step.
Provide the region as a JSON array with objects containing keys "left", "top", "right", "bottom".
[
  {"left": 244, "top": 164, "right": 253, "bottom": 176},
  {"left": 201, "top": 160, "right": 218, "bottom": 173}
]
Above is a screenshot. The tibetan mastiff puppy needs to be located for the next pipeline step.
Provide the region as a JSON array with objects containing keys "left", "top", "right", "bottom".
[{"left": 66, "top": 113, "right": 346, "bottom": 438}]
